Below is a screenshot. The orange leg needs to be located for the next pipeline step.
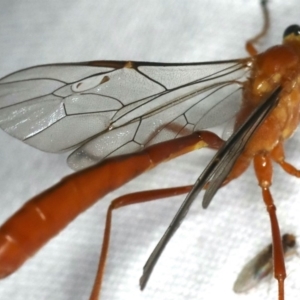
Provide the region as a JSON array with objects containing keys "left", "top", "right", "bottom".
[
  {"left": 89, "top": 185, "right": 193, "bottom": 300},
  {"left": 253, "top": 153, "right": 285, "bottom": 300},
  {"left": 271, "top": 142, "right": 300, "bottom": 177},
  {"left": 89, "top": 132, "right": 225, "bottom": 300}
]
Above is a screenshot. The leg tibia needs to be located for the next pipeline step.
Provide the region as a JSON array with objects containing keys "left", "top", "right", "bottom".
[{"left": 253, "top": 153, "right": 285, "bottom": 300}]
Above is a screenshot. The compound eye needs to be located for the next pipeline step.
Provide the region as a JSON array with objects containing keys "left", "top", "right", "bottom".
[{"left": 283, "top": 24, "right": 300, "bottom": 38}]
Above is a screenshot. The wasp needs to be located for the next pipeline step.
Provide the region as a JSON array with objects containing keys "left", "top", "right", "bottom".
[{"left": 0, "top": 1, "right": 300, "bottom": 300}]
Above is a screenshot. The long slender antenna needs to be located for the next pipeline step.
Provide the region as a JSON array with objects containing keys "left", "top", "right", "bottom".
[{"left": 246, "top": 0, "right": 270, "bottom": 55}]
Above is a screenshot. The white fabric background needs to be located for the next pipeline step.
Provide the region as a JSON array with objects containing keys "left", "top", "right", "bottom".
[{"left": 0, "top": 1, "right": 300, "bottom": 300}]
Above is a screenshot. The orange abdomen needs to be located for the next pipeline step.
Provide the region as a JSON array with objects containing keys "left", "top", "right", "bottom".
[{"left": 0, "top": 133, "right": 206, "bottom": 278}]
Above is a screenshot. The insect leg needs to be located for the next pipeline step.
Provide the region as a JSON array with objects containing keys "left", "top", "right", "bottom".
[
  {"left": 253, "top": 153, "right": 285, "bottom": 300},
  {"left": 270, "top": 142, "right": 300, "bottom": 177},
  {"left": 89, "top": 185, "right": 193, "bottom": 300},
  {"left": 245, "top": 0, "right": 270, "bottom": 55},
  {"left": 88, "top": 132, "right": 224, "bottom": 299}
]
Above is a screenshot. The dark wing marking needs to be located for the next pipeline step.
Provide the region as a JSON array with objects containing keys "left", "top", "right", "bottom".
[
  {"left": 0, "top": 59, "right": 249, "bottom": 170},
  {"left": 139, "top": 87, "right": 282, "bottom": 290}
]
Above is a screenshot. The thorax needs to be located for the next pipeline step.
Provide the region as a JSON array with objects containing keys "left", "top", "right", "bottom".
[{"left": 236, "top": 44, "right": 300, "bottom": 156}]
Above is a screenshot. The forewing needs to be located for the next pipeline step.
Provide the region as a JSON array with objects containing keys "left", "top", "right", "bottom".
[{"left": 0, "top": 59, "right": 249, "bottom": 170}]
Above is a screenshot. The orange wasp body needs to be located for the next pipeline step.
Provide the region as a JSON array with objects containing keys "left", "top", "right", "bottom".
[{"left": 1, "top": 1, "right": 300, "bottom": 300}]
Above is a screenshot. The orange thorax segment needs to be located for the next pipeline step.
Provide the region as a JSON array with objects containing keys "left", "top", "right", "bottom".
[{"left": 236, "top": 44, "right": 300, "bottom": 157}]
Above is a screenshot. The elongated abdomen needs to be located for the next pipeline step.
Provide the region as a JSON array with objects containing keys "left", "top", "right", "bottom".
[{"left": 0, "top": 132, "right": 208, "bottom": 278}]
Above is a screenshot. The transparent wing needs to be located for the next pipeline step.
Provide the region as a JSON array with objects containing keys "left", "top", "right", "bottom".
[{"left": 0, "top": 59, "right": 250, "bottom": 170}]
